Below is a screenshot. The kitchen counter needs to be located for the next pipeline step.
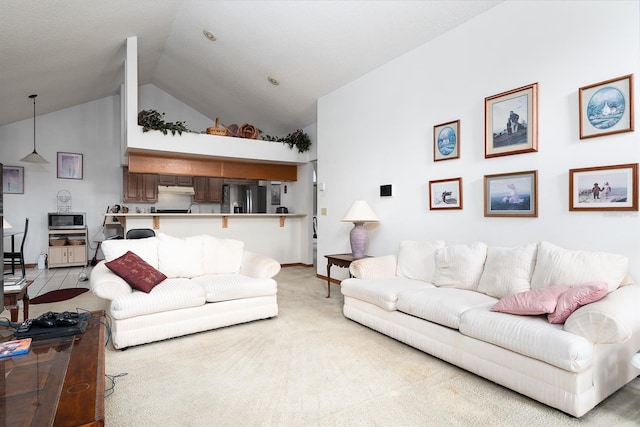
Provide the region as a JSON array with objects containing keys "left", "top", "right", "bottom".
[{"left": 106, "top": 213, "right": 309, "bottom": 265}]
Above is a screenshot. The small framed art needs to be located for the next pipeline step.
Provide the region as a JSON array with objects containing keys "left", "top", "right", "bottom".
[
  {"left": 429, "top": 177, "right": 462, "bottom": 210},
  {"left": 579, "top": 74, "right": 634, "bottom": 139},
  {"left": 433, "top": 120, "right": 460, "bottom": 161},
  {"left": 271, "top": 182, "right": 281, "bottom": 205},
  {"left": 485, "top": 83, "right": 538, "bottom": 158},
  {"left": 2, "top": 166, "right": 24, "bottom": 194},
  {"left": 57, "top": 152, "right": 83, "bottom": 180},
  {"left": 484, "top": 170, "right": 537, "bottom": 217},
  {"left": 569, "top": 163, "right": 638, "bottom": 211}
]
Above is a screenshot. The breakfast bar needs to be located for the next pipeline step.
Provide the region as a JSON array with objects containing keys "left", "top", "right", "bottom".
[{"left": 107, "top": 213, "right": 308, "bottom": 265}]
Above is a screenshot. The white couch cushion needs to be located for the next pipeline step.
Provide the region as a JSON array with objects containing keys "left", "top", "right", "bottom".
[
  {"left": 477, "top": 243, "right": 537, "bottom": 298},
  {"left": 340, "top": 277, "right": 434, "bottom": 311},
  {"left": 530, "top": 241, "right": 628, "bottom": 292},
  {"left": 101, "top": 237, "right": 159, "bottom": 268},
  {"left": 157, "top": 233, "right": 205, "bottom": 278},
  {"left": 396, "top": 240, "right": 445, "bottom": 282},
  {"left": 432, "top": 242, "right": 488, "bottom": 290},
  {"left": 460, "top": 307, "right": 593, "bottom": 372},
  {"left": 396, "top": 287, "right": 496, "bottom": 329},
  {"left": 109, "top": 278, "right": 206, "bottom": 320},
  {"left": 192, "top": 274, "right": 277, "bottom": 303},
  {"left": 201, "top": 235, "right": 244, "bottom": 274}
]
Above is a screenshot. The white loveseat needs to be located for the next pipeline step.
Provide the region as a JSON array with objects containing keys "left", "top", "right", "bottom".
[
  {"left": 90, "top": 233, "right": 280, "bottom": 349},
  {"left": 341, "top": 240, "right": 640, "bottom": 417}
]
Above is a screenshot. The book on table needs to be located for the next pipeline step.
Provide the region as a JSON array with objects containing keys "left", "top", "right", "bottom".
[
  {"left": 0, "top": 338, "right": 32, "bottom": 359},
  {"left": 3, "top": 275, "right": 26, "bottom": 291}
]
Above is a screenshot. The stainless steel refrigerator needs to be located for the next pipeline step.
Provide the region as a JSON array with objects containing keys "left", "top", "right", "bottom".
[{"left": 240, "top": 184, "right": 267, "bottom": 213}]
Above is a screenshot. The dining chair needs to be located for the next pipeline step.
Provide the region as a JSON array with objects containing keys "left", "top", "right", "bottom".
[
  {"left": 125, "top": 228, "right": 156, "bottom": 239},
  {"left": 4, "top": 217, "right": 29, "bottom": 276}
]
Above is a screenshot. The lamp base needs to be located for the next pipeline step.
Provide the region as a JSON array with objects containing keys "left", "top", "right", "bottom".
[{"left": 350, "top": 222, "right": 368, "bottom": 259}]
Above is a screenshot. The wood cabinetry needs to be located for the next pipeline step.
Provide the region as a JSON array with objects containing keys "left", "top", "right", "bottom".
[
  {"left": 158, "top": 174, "right": 193, "bottom": 186},
  {"left": 193, "top": 177, "right": 223, "bottom": 203},
  {"left": 123, "top": 167, "right": 158, "bottom": 202},
  {"left": 48, "top": 228, "right": 88, "bottom": 268}
]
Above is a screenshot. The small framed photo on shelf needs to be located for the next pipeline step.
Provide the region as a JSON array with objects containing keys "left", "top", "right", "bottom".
[
  {"left": 484, "top": 170, "right": 538, "bottom": 217},
  {"left": 433, "top": 120, "right": 460, "bottom": 161},
  {"left": 569, "top": 163, "right": 638, "bottom": 211},
  {"left": 429, "top": 177, "right": 462, "bottom": 210},
  {"left": 2, "top": 165, "right": 24, "bottom": 194},
  {"left": 57, "top": 152, "right": 83, "bottom": 180},
  {"left": 579, "top": 74, "right": 634, "bottom": 139},
  {"left": 485, "top": 83, "right": 538, "bottom": 158}
]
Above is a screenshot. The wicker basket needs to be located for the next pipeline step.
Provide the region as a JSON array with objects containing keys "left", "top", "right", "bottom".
[
  {"left": 50, "top": 238, "right": 68, "bottom": 246},
  {"left": 68, "top": 239, "right": 85, "bottom": 246},
  {"left": 206, "top": 118, "right": 228, "bottom": 136}
]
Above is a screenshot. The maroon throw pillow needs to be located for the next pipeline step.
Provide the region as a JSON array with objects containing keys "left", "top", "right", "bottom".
[{"left": 105, "top": 250, "right": 166, "bottom": 293}]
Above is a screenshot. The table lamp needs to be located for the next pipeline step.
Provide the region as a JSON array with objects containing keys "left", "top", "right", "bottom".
[{"left": 341, "top": 200, "right": 379, "bottom": 259}]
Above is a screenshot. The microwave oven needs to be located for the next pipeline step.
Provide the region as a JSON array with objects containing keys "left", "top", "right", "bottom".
[{"left": 48, "top": 212, "right": 86, "bottom": 229}]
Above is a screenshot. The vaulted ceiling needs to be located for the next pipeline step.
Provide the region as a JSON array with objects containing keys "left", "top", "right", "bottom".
[{"left": 0, "top": 0, "right": 501, "bottom": 136}]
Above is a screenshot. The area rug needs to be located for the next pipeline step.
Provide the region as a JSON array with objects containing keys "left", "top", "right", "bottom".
[{"left": 30, "top": 288, "right": 90, "bottom": 304}]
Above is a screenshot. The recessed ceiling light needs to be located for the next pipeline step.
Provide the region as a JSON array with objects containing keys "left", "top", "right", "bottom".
[
  {"left": 203, "top": 29, "right": 216, "bottom": 41},
  {"left": 267, "top": 76, "right": 279, "bottom": 86}
]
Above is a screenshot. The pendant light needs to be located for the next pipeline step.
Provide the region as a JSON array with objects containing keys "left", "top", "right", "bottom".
[{"left": 20, "top": 94, "right": 48, "bottom": 164}]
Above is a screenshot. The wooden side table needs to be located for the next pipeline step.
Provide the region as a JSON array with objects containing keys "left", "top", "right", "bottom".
[
  {"left": 325, "top": 253, "right": 368, "bottom": 298},
  {"left": 3, "top": 279, "right": 32, "bottom": 322}
]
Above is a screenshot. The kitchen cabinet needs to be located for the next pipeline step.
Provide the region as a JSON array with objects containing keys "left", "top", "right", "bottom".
[
  {"left": 158, "top": 175, "right": 193, "bottom": 186},
  {"left": 123, "top": 167, "right": 158, "bottom": 202},
  {"left": 193, "top": 177, "right": 223, "bottom": 203},
  {"left": 48, "top": 228, "right": 88, "bottom": 268}
]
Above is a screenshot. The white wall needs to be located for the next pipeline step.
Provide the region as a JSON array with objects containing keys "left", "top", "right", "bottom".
[
  {"left": 317, "top": 1, "right": 640, "bottom": 280},
  {"left": 0, "top": 96, "right": 122, "bottom": 265}
]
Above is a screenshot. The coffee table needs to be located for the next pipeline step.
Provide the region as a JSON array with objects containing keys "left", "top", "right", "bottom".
[
  {"left": 3, "top": 279, "right": 32, "bottom": 322},
  {"left": 0, "top": 310, "right": 106, "bottom": 427}
]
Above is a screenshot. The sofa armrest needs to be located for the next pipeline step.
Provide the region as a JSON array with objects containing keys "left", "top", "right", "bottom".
[
  {"left": 89, "top": 261, "right": 133, "bottom": 300},
  {"left": 349, "top": 255, "right": 397, "bottom": 279},
  {"left": 564, "top": 284, "right": 640, "bottom": 344},
  {"left": 239, "top": 251, "right": 281, "bottom": 279}
]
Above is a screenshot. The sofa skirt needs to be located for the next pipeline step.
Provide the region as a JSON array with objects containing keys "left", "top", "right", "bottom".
[{"left": 110, "top": 295, "right": 278, "bottom": 349}]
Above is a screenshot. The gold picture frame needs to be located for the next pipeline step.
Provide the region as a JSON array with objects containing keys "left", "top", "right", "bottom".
[{"left": 485, "top": 83, "right": 538, "bottom": 158}]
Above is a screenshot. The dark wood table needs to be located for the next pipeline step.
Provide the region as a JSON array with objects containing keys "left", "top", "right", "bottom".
[
  {"left": 3, "top": 279, "right": 32, "bottom": 322},
  {"left": 325, "top": 253, "right": 369, "bottom": 298},
  {"left": 0, "top": 310, "right": 106, "bottom": 427}
]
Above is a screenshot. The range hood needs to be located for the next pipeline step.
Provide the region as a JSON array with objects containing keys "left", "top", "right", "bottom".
[{"left": 158, "top": 185, "right": 195, "bottom": 195}]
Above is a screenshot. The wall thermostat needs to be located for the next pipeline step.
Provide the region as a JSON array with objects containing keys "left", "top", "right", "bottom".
[{"left": 380, "top": 184, "right": 392, "bottom": 197}]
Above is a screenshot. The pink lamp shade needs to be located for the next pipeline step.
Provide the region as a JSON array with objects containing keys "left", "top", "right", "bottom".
[{"left": 341, "top": 200, "right": 379, "bottom": 259}]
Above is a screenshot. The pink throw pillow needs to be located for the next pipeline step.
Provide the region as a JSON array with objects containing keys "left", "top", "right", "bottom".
[
  {"left": 105, "top": 250, "right": 167, "bottom": 293},
  {"left": 491, "top": 286, "right": 570, "bottom": 315},
  {"left": 547, "top": 282, "right": 608, "bottom": 324}
]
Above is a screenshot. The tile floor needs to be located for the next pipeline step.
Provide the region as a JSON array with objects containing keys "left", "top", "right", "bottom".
[{"left": 20, "top": 265, "right": 93, "bottom": 299}]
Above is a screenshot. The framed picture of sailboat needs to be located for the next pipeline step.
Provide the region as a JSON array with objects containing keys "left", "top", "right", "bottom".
[{"left": 579, "top": 74, "right": 634, "bottom": 139}]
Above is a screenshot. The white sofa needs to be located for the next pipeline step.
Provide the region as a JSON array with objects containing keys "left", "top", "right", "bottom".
[
  {"left": 90, "top": 233, "right": 280, "bottom": 349},
  {"left": 341, "top": 240, "right": 640, "bottom": 417}
]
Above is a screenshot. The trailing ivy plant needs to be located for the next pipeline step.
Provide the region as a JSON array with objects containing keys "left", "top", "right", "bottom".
[
  {"left": 262, "top": 129, "right": 311, "bottom": 153},
  {"left": 138, "top": 109, "right": 192, "bottom": 136}
]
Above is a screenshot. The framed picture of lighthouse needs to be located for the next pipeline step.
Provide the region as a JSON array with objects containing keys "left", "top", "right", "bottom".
[{"left": 579, "top": 74, "right": 634, "bottom": 139}]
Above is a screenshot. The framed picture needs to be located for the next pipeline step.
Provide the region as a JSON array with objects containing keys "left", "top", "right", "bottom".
[
  {"left": 484, "top": 170, "right": 538, "bottom": 217},
  {"left": 57, "top": 152, "right": 83, "bottom": 180},
  {"left": 579, "top": 74, "right": 634, "bottom": 139},
  {"left": 2, "top": 166, "right": 24, "bottom": 194},
  {"left": 429, "top": 177, "right": 462, "bottom": 210},
  {"left": 569, "top": 163, "right": 638, "bottom": 211},
  {"left": 485, "top": 83, "right": 538, "bottom": 158},
  {"left": 433, "top": 120, "right": 460, "bottom": 161},
  {"left": 271, "top": 182, "right": 281, "bottom": 205}
]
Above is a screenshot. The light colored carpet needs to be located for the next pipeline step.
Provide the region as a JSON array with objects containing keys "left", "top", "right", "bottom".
[{"left": 21, "top": 267, "right": 640, "bottom": 426}]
